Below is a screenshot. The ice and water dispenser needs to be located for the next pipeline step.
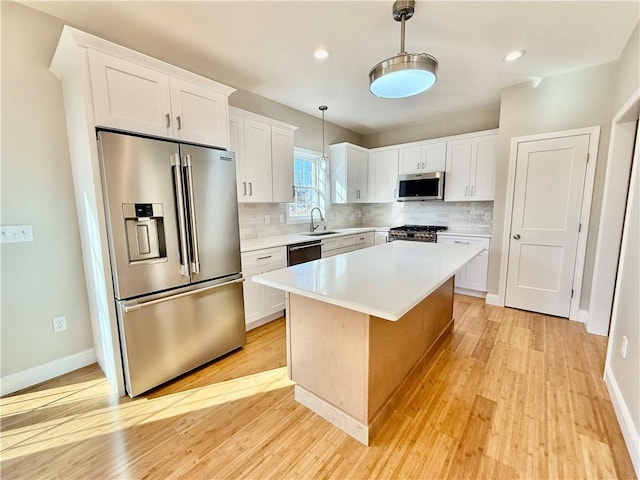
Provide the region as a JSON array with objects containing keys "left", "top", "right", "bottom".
[{"left": 122, "top": 203, "right": 167, "bottom": 264}]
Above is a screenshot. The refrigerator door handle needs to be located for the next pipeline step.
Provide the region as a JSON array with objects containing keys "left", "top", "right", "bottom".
[
  {"left": 183, "top": 154, "right": 200, "bottom": 274},
  {"left": 123, "top": 277, "right": 245, "bottom": 313},
  {"left": 171, "top": 153, "right": 190, "bottom": 276}
]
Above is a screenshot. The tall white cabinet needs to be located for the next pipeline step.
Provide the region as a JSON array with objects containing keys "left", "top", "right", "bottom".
[
  {"left": 368, "top": 147, "right": 399, "bottom": 202},
  {"left": 229, "top": 107, "right": 296, "bottom": 204},
  {"left": 330, "top": 143, "right": 369, "bottom": 203},
  {"left": 50, "top": 26, "right": 235, "bottom": 396},
  {"left": 445, "top": 133, "right": 497, "bottom": 201}
]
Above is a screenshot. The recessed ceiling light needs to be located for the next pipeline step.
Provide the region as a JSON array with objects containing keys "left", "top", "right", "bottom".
[
  {"left": 504, "top": 50, "right": 526, "bottom": 62},
  {"left": 314, "top": 49, "right": 330, "bottom": 60}
]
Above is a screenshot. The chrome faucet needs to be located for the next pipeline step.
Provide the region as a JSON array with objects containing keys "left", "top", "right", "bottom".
[{"left": 309, "top": 207, "right": 325, "bottom": 232}]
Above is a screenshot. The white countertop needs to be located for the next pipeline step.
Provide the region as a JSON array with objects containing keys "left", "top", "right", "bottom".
[
  {"left": 240, "top": 227, "right": 390, "bottom": 252},
  {"left": 252, "top": 241, "right": 483, "bottom": 321}
]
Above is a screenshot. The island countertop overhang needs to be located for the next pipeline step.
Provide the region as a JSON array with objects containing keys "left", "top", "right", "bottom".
[{"left": 252, "top": 241, "right": 484, "bottom": 321}]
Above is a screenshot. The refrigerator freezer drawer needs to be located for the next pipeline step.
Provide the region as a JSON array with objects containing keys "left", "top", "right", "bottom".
[{"left": 117, "top": 278, "right": 246, "bottom": 396}]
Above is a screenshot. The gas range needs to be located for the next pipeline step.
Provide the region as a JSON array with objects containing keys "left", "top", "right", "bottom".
[{"left": 388, "top": 225, "right": 448, "bottom": 243}]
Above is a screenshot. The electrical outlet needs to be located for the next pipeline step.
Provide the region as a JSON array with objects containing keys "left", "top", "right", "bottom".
[
  {"left": 52, "top": 316, "right": 67, "bottom": 333},
  {"left": 264, "top": 215, "right": 270, "bottom": 224},
  {"left": 1, "top": 225, "right": 33, "bottom": 243},
  {"left": 621, "top": 336, "right": 628, "bottom": 359}
]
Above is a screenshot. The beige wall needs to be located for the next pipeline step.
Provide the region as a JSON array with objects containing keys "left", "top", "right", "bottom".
[
  {"left": 361, "top": 107, "right": 500, "bottom": 148},
  {"left": 230, "top": 90, "right": 362, "bottom": 151},
  {"left": 612, "top": 23, "right": 640, "bottom": 114},
  {"left": 606, "top": 20, "right": 640, "bottom": 460},
  {"left": 1, "top": 2, "right": 94, "bottom": 376},
  {"left": 487, "top": 63, "right": 616, "bottom": 309}
]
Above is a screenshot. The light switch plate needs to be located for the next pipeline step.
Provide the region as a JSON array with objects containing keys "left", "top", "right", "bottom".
[{"left": 1, "top": 225, "right": 33, "bottom": 243}]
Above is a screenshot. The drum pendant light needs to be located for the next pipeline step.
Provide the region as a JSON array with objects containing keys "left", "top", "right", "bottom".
[{"left": 369, "top": 0, "right": 438, "bottom": 99}]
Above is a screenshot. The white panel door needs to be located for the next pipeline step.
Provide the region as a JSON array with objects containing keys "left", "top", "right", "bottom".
[
  {"left": 88, "top": 50, "right": 171, "bottom": 138},
  {"left": 505, "top": 134, "right": 590, "bottom": 317},
  {"left": 169, "top": 78, "right": 229, "bottom": 148},
  {"left": 271, "top": 126, "right": 295, "bottom": 203},
  {"left": 243, "top": 118, "right": 273, "bottom": 203},
  {"left": 369, "top": 148, "right": 399, "bottom": 202}
]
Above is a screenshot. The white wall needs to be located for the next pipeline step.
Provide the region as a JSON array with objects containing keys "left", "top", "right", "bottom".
[
  {"left": 487, "top": 63, "right": 616, "bottom": 307},
  {"left": 0, "top": 2, "right": 94, "bottom": 377},
  {"left": 604, "top": 21, "right": 640, "bottom": 476}
]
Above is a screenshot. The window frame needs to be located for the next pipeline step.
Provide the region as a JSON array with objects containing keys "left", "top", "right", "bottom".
[{"left": 287, "top": 147, "right": 327, "bottom": 224}]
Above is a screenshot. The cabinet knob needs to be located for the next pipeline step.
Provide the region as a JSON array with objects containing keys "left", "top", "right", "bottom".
[{"left": 513, "top": 234, "right": 521, "bottom": 240}]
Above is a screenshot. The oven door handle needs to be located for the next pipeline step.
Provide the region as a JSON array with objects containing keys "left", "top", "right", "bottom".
[{"left": 288, "top": 243, "right": 320, "bottom": 252}]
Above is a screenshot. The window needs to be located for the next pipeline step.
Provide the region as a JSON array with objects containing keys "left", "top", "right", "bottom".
[{"left": 288, "top": 147, "right": 327, "bottom": 222}]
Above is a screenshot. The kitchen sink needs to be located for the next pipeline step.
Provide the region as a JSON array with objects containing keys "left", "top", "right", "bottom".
[{"left": 303, "top": 231, "right": 338, "bottom": 236}]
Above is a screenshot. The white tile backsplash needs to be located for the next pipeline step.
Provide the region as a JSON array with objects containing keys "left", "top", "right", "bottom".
[
  {"left": 238, "top": 201, "right": 493, "bottom": 239},
  {"left": 361, "top": 201, "right": 493, "bottom": 233},
  {"left": 238, "top": 203, "right": 363, "bottom": 239}
]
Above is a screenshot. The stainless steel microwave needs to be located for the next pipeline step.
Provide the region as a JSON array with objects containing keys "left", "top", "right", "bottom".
[{"left": 397, "top": 172, "right": 445, "bottom": 201}]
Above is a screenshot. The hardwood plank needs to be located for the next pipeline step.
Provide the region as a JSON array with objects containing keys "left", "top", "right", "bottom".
[{"left": 1, "top": 298, "right": 635, "bottom": 480}]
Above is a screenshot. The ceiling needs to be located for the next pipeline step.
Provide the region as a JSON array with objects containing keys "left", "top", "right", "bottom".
[{"left": 22, "top": 1, "right": 640, "bottom": 135}]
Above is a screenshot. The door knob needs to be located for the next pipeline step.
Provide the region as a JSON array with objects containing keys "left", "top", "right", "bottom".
[{"left": 513, "top": 234, "right": 521, "bottom": 240}]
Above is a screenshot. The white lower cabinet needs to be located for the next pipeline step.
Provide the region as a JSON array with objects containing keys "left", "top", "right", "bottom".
[
  {"left": 241, "top": 246, "right": 287, "bottom": 329},
  {"left": 437, "top": 235, "right": 490, "bottom": 294},
  {"left": 374, "top": 231, "right": 389, "bottom": 245},
  {"left": 321, "top": 232, "right": 374, "bottom": 257}
]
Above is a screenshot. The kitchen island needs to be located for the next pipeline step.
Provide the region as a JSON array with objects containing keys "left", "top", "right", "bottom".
[{"left": 253, "top": 241, "right": 483, "bottom": 445}]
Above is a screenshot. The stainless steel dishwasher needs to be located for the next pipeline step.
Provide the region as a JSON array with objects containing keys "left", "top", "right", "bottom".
[{"left": 287, "top": 240, "right": 322, "bottom": 266}]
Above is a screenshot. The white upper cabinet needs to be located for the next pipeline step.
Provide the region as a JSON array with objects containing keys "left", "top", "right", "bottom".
[
  {"left": 168, "top": 78, "right": 228, "bottom": 148},
  {"left": 89, "top": 50, "right": 172, "bottom": 138},
  {"left": 330, "top": 143, "right": 369, "bottom": 203},
  {"left": 229, "top": 107, "right": 296, "bottom": 204},
  {"left": 445, "top": 133, "right": 497, "bottom": 201},
  {"left": 88, "top": 49, "right": 233, "bottom": 149},
  {"left": 398, "top": 140, "right": 446, "bottom": 175},
  {"left": 243, "top": 118, "right": 273, "bottom": 203},
  {"left": 421, "top": 141, "right": 447, "bottom": 172},
  {"left": 368, "top": 147, "right": 399, "bottom": 202},
  {"left": 271, "top": 126, "right": 296, "bottom": 203}
]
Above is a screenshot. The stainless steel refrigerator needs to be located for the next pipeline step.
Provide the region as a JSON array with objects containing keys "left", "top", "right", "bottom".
[{"left": 97, "top": 131, "right": 246, "bottom": 397}]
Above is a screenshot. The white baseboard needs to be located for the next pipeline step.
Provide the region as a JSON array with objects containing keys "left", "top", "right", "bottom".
[
  {"left": 604, "top": 366, "right": 640, "bottom": 477},
  {"left": 576, "top": 309, "right": 588, "bottom": 324},
  {"left": 454, "top": 287, "right": 486, "bottom": 298},
  {"left": 1, "top": 348, "right": 96, "bottom": 396},
  {"left": 485, "top": 293, "right": 502, "bottom": 306},
  {"left": 246, "top": 310, "right": 284, "bottom": 331}
]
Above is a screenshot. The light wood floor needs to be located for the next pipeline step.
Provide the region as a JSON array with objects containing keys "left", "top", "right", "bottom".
[{"left": 1, "top": 295, "right": 635, "bottom": 479}]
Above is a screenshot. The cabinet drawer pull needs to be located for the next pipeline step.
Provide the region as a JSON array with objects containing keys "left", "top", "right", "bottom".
[
  {"left": 256, "top": 255, "right": 272, "bottom": 260},
  {"left": 165, "top": 113, "right": 171, "bottom": 128},
  {"left": 243, "top": 182, "right": 247, "bottom": 196},
  {"left": 416, "top": 162, "right": 420, "bottom": 170},
  {"left": 464, "top": 185, "right": 469, "bottom": 197},
  {"left": 249, "top": 182, "right": 253, "bottom": 196},
  {"left": 454, "top": 240, "right": 470, "bottom": 244},
  {"left": 176, "top": 115, "right": 182, "bottom": 130},
  {"left": 359, "top": 237, "right": 365, "bottom": 240}
]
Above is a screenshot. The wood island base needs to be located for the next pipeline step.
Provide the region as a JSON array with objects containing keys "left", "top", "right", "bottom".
[{"left": 285, "top": 277, "right": 454, "bottom": 445}]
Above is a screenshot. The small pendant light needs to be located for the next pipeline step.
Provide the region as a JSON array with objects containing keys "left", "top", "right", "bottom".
[{"left": 319, "top": 105, "right": 328, "bottom": 170}]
